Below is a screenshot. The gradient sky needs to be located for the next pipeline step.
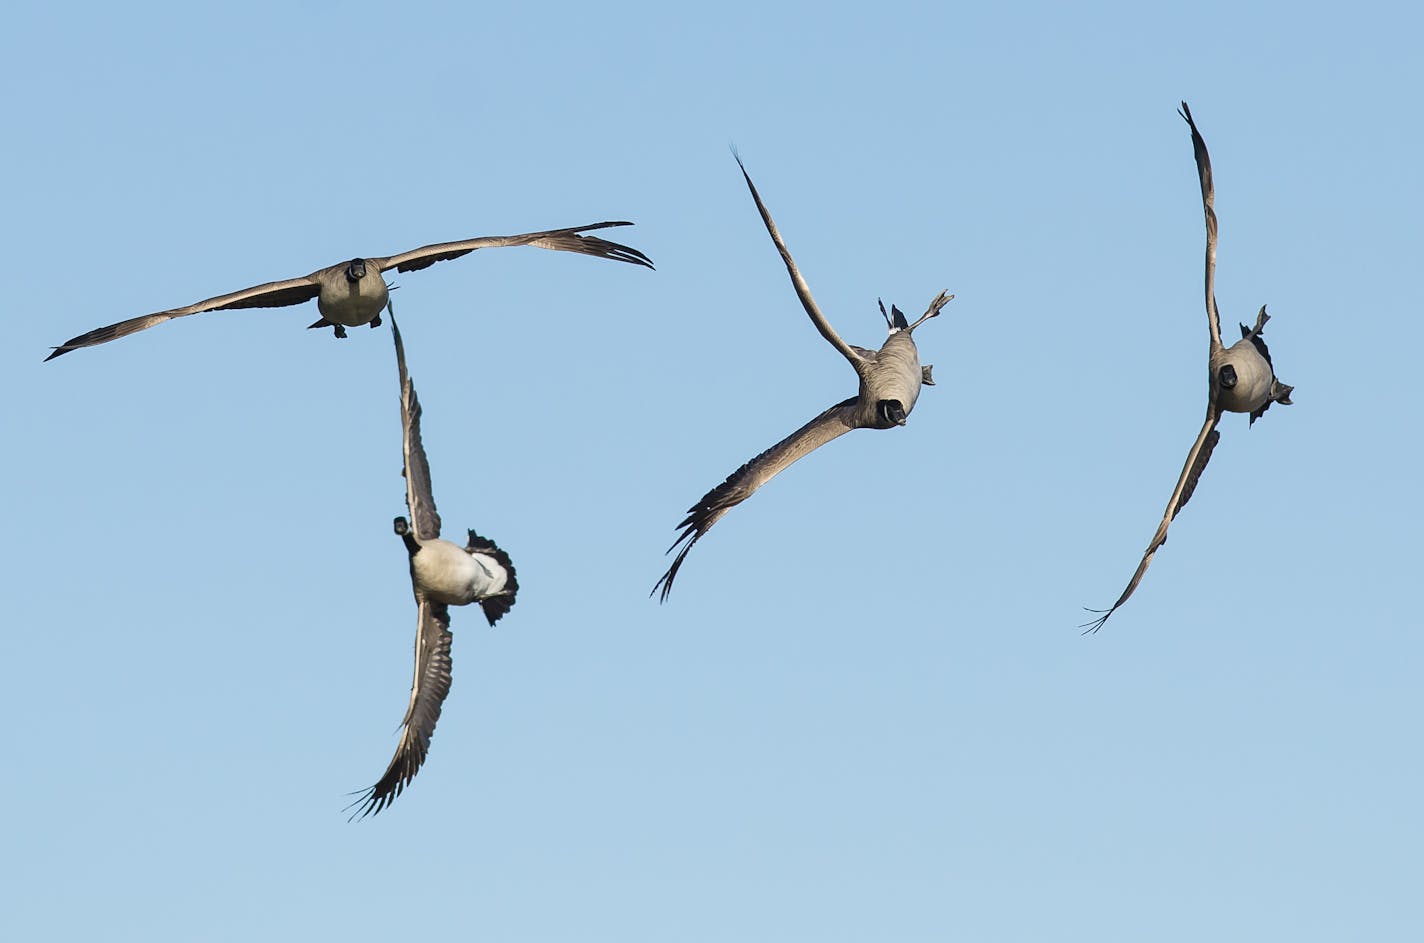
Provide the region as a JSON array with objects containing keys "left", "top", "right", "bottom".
[{"left": 4, "top": 2, "right": 1421, "bottom": 940}]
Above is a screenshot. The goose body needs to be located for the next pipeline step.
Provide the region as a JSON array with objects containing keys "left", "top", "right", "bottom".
[
  {"left": 854, "top": 329, "right": 927, "bottom": 426},
  {"left": 405, "top": 536, "right": 511, "bottom": 607},
  {"left": 45, "top": 222, "right": 652, "bottom": 359},
  {"left": 350, "top": 309, "right": 517, "bottom": 819},
  {"left": 314, "top": 261, "right": 391, "bottom": 328},
  {"left": 1084, "top": 102, "right": 1294, "bottom": 633},
  {"left": 653, "top": 156, "right": 952, "bottom": 601},
  {"left": 1211, "top": 341, "right": 1272, "bottom": 412}
]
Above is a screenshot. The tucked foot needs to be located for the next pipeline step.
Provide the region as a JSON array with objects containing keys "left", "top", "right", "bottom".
[{"left": 1245, "top": 304, "right": 1270, "bottom": 338}]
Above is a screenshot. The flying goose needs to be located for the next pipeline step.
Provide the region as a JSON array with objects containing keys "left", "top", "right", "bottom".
[
  {"left": 45, "top": 222, "right": 653, "bottom": 359},
  {"left": 1082, "top": 102, "right": 1294, "bottom": 633},
  {"left": 652, "top": 156, "right": 952, "bottom": 601},
  {"left": 349, "top": 308, "right": 518, "bottom": 820}
]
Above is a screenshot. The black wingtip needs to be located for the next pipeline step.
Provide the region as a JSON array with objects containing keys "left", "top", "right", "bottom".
[
  {"left": 731, "top": 148, "right": 759, "bottom": 194},
  {"left": 43, "top": 346, "right": 69, "bottom": 362},
  {"left": 651, "top": 530, "right": 700, "bottom": 604},
  {"left": 344, "top": 783, "right": 402, "bottom": 822},
  {"left": 1079, "top": 607, "right": 1113, "bottom": 635},
  {"left": 568, "top": 226, "right": 655, "bottom": 270}
]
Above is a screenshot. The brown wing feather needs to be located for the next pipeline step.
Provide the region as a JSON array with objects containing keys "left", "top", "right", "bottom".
[
  {"left": 1179, "top": 101, "right": 1224, "bottom": 352},
  {"left": 45, "top": 274, "right": 323, "bottom": 360},
  {"left": 1083, "top": 408, "right": 1222, "bottom": 633},
  {"left": 732, "top": 154, "right": 868, "bottom": 373},
  {"left": 653, "top": 398, "right": 860, "bottom": 602},
  {"left": 391, "top": 313, "right": 441, "bottom": 541},
  {"left": 348, "top": 599, "right": 453, "bottom": 820},
  {"left": 374, "top": 222, "right": 652, "bottom": 274}
]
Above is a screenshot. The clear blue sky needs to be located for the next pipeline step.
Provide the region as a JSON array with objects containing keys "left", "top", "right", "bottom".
[{"left": 3, "top": 1, "right": 1420, "bottom": 940}]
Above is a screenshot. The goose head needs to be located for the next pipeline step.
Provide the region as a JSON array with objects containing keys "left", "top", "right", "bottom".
[
  {"left": 1217, "top": 363, "right": 1238, "bottom": 390},
  {"left": 393, "top": 516, "right": 421, "bottom": 555},
  {"left": 345, "top": 259, "right": 369, "bottom": 283},
  {"left": 878, "top": 399, "right": 908, "bottom": 426}
]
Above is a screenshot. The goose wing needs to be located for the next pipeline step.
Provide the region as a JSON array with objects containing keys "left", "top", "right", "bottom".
[
  {"left": 1179, "top": 101, "right": 1224, "bottom": 352},
  {"left": 348, "top": 598, "right": 454, "bottom": 820},
  {"left": 734, "top": 155, "right": 868, "bottom": 373},
  {"left": 392, "top": 313, "right": 441, "bottom": 541},
  {"left": 654, "top": 397, "right": 860, "bottom": 601},
  {"left": 373, "top": 222, "right": 652, "bottom": 274},
  {"left": 45, "top": 273, "right": 324, "bottom": 360},
  {"left": 1083, "top": 407, "right": 1222, "bottom": 632}
]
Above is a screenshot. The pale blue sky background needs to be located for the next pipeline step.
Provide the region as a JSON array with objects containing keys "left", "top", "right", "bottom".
[{"left": 3, "top": 1, "right": 1421, "bottom": 940}]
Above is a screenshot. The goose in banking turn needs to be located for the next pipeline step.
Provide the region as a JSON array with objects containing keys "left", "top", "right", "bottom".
[
  {"left": 349, "top": 309, "right": 518, "bottom": 819},
  {"left": 653, "top": 156, "right": 952, "bottom": 601},
  {"left": 1083, "top": 102, "right": 1293, "bottom": 633},
  {"left": 45, "top": 222, "right": 652, "bottom": 359}
]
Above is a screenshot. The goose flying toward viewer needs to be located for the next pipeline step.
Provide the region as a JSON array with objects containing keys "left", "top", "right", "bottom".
[
  {"left": 653, "top": 156, "right": 951, "bottom": 601},
  {"left": 45, "top": 222, "right": 652, "bottom": 359},
  {"left": 1083, "top": 102, "right": 1294, "bottom": 633},
  {"left": 349, "top": 307, "right": 517, "bottom": 820}
]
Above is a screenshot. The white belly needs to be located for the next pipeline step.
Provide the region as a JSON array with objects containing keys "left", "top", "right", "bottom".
[
  {"left": 1212, "top": 339, "right": 1274, "bottom": 414},
  {"left": 411, "top": 539, "right": 509, "bottom": 606},
  {"left": 317, "top": 273, "right": 390, "bottom": 326}
]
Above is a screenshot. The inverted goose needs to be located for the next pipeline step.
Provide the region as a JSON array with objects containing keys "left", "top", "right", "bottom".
[
  {"left": 1083, "top": 102, "right": 1294, "bottom": 633},
  {"left": 653, "top": 156, "right": 952, "bottom": 601},
  {"left": 45, "top": 222, "right": 652, "bottom": 359},
  {"left": 349, "top": 308, "right": 517, "bottom": 820}
]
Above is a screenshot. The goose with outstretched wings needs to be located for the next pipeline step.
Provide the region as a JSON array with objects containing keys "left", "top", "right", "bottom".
[
  {"left": 349, "top": 308, "right": 517, "bottom": 819},
  {"left": 46, "top": 222, "right": 652, "bottom": 359},
  {"left": 653, "top": 156, "right": 952, "bottom": 601},
  {"left": 1083, "top": 102, "right": 1294, "bottom": 633}
]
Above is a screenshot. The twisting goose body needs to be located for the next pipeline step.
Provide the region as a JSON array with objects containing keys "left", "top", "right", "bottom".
[
  {"left": 652, "top": 156, "right": 952, "bottom": 601},
  {"left": 403, "top": 536, "right": 511, "bottom": 608},
  {"left": 1084, "top": 102, "right": 1293, "bottom": 633},
  {"left": 45, "top": 222, "right": 652, "bottom": 359},
  {"left": 349, "top": 308, "right": 516, "bottom": 820}
]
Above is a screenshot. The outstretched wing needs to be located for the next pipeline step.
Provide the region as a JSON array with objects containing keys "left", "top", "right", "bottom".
[
  {"left": 1083, "top": 407, "right": 1222, "bottom": 632},
  {"left": 373, "top": 222, "right": 653, "bottom": 274},
  {"left": 348, "top": 599, "right": 454, "bottom": 820},
  {"left": 733, "top": 154, "right": 868, "bottom": 373},
  {"left": 1179, "top": 101, "right": 1224, "bottom": 352},
  {"left": 45, "top": 273, "right": 323, "bottom": 360},
  {"left": 653, "top": 397, "right": 860, "bottom": 601},
  {"left": 391, "top": 312, "right": 441, "bottom": 541}
]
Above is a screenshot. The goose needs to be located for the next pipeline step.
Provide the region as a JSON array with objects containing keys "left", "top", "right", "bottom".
[
  {"left": 1082, "top": 102, "right": 1294, "bottom": 633},
  {"left": 45, "top": 222, "right": 653, "bottom": 359},
  {"left": 349, "top": 307, "right": 517, "bottom": 819},
  {"left": 653, "top": 156, "right": 952, "bottom": 601}
]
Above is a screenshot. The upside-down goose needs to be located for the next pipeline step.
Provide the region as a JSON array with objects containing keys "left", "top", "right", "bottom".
[
  {"left": 653, "top": 156, "right": 952, "bottom": 601},
  {"left": 1083, "top": 102, "right": 1294, "bottom": 632},
  {"left": 349, "top": 308, "right": 517, "bottom": 819},
  {"left": 45, "top": 222, "right": 652, "bottom": 359}
]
